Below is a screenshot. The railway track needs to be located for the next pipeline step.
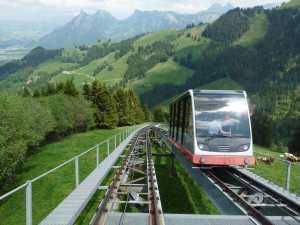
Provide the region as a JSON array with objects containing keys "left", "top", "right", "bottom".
[
  {"left": 204, "top": 167, "right": 300, "bottom": 225},
  {"left": 153, "top": 126, "right": 300, "bottom": 225},
  {"left": 90, "top": 127, "right": 165, "bottom": 225}
]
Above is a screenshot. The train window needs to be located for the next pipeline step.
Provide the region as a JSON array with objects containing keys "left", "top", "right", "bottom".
[
  {"left": 181, "top": 98, "right": 187, "bottom": 144},
  {"left": 173, "top": 102, "right": 178, "bottom": 139},
  {"left": 194, "top": 93, "right": 251, "bottom": 152},
  {"left": 169, "top": 104, "right": 173, "bottom": 137},
  {"left": 176, "top": 101, "right": 181, "bottom": 141},
  {"left": 182, "top": 97, "right": 193, "bottom": 150},
  {"left": 172, "top": 104, "right": 176, "bottom": 138},
  {"left": 180, "top": 99, "right": 185, "bottom": 144}
]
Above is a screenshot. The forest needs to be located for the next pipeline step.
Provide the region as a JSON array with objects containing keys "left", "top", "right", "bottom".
[
  {"left": 0, "top": 80, "right": 150, "bottom": 189},
  {"left": 0, "top": 3, "right": 300, "bottom": 163},
  {"left": 141, "top": 6, "right": 300, "bottom": 154}
]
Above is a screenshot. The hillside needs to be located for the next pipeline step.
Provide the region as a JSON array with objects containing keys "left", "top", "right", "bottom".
[{"left": 1, "top": 2, "right": 300, "bottom": 147}]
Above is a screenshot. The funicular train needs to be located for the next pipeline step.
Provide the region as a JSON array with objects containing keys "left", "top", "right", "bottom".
[{"left": 169, "top": 90, "right": 255, "bottom": 166}]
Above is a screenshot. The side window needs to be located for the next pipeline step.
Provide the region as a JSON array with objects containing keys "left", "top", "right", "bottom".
[
  {"left": 181, "top": 98, "right": 187, "bottom": 144},
  {"left": 169, "top": 105, "right": 173, "bottom": 137},
  {"left": 183, "top": 97, "right": 194, "bottom": 150},
  {"left": 176, "top": 101, "right": 181, "bottom": 141},
  {"left": 173, "top": 102, "right": 177, "bottom": 139}
]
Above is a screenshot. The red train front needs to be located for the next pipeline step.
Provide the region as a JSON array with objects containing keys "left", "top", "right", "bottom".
[{"left": 168, "top": 89, "right": 255, "bottom": 167}]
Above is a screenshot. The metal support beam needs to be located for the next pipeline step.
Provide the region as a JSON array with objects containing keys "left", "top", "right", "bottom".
[
  {"left": 286, "top": 161, "right": 292, "bottom": 191},
  {"left": 75, "top": 156, "right": 79, "bottom": 187},
  {"left": 26, "top": 181, "right": 32, "bottom": 225},
  {"left": 96, "top": 144, "right": 100, "bottom": 167},
  {"left": 107, "top": 139, "right": 110, "bottom": 156}
]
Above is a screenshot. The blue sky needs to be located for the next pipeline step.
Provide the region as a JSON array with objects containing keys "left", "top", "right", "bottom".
[{"left": 0, "top": 0, "right": 288, "bottom": 21}]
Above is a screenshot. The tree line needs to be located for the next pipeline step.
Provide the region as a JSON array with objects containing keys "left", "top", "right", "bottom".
[
  {"left": 0, "top": 80, "right": 150, "bottom": 189},
  {"left": 140, "top": 6, "right": 300, "bottom": 155}
]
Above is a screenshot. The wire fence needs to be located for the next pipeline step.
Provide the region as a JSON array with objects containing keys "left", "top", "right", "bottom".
[{"left": 0, "top": 126, "right": 137, "bottom": 225}]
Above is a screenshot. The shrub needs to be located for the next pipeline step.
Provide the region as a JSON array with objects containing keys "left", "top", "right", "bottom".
[
  {"left": 0, "top": 94, "right": 54, "bottom": 184},
  {"left": 40, "top": 95, "right": 95, "bottom": 136}
]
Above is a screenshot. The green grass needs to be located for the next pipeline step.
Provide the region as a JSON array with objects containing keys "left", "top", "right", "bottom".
[
  {"left": 134, "top": 29, "right": 178, "bottom": 48},
  {"left": 253, "top": 145, "right": 300, "bottom": 194},
  {"left": 35, "top": 60, "right": 78, "bottom": 75},
  {"left": 234, "top": 12, "right": 268, "bottom": 47},
  {"left": 96, "top": 52, "right": 130, "bottom": 85},
  {"left": 132, "top": 59, "right": 194, "bottom": 94},
  {"left": 75, "top": 53, "right": 115, "bottom": 75},
  {"left": 172, "top": 26, "right": 207, "bottom": 51},
  {"left": 199, "top": 77, "right": 244, "bottom": 90},
  {"left": 0, "top": 127, "right": 129, "bottom": 225},
  {"left": 51, "top": 72, "right": 95, "bottom": 88},
  {"left": 282, "top": 0, "right": 300, "bottom": 8},
  {"left": 174, "top": 38, "right": 210, "bottom": 64},
  {"left": 155, "top": 145, "right": 219, "bottom": 214}
]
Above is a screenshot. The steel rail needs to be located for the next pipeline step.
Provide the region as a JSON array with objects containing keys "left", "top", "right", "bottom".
[
  {"left": 205, "top": 169, "right": 275, "bottom": 225},
  {"left": 230, "top": 169, "right": 300, "bottom": 219},
  {"left": 117, "top": 135, "right": 141, "bottom": 225},
  {"left": 146, "top": 130, "right": 164, "bottom": 225},
  {"left": 92, "top": 132, "right": 140, "bottom": 225},
  {"left": 91, "top": 127, "right": 165, "bottom": 225},
  {"left": 152, "top": 126, "right": 300, "bottom": 225}
]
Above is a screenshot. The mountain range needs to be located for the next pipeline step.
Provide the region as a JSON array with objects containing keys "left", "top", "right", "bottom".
[
  {"left": 38, "top": 3, "right": 233, "bottom": 48},
  {"left": 1, "top": 0, "right": 300, "bottom": 145}
]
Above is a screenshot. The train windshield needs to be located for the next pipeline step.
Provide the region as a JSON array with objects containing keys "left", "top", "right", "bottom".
[{"left": 194, "top": 93, "right": 251, "bottom": 151}]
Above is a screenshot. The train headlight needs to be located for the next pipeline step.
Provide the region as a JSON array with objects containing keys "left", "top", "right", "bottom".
[
  {"left": 199, "top": 144, "right": 209, "bottom": 151},
  {"left": 239, "top": 144, "right": 249, "bottom": 151}
]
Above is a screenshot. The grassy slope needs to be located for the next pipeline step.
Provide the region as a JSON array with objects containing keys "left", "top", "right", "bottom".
[
  {"left": 172, "top": 26, "right": 207, "bottom": 51},
  {"left": 134, "top": 29, "right": 178, "bottom": 48},
  {"left": 51, "top": 72, "right": 94, "bottom": 88},
  {"left": 75, "top": 53, "right": 115, "bottom": 75},
  {"left": 282, "top": 0, "right": 300, "bottom": 8},
  {"left": 0, "top": 127, "right": 128, "bottom": 225},
  {"left": 96, "top": 52, "right": 130, "bottom": 85},
  {"left": 132, "top": 59, "right": 194, "bottom": 94},
  {"left": 234, "top": 12, "right": 268, "bottom": 47},
  {"left": 253, "top": 145, "right": 300, "bottom": 194},
  {"left": 199, "top": 77, "right": 244, "bottom": 90},
  {"left": 0, "top": 60, "right": 77, "bottom": 91}
]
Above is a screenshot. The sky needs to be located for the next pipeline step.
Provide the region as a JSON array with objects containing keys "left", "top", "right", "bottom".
[{"left": 0, "top": 0, "right": 288, "bottom": 21}]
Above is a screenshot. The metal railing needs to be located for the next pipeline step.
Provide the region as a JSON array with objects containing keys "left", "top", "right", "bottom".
[
  {"left": 252, "top": 151, "right": 300, "bottom": 194},
  {"left": 0, "top": 126, "right": 137, "bottom": 225}
]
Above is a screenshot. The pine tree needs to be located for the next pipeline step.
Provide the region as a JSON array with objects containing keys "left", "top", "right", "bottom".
[
  {"left": 153, "top": 108, "right": 167, "bottom": 122},
  {"left": 45, "top": 83, "right": 56, "bottom": 95},
  {"left": 142, "top": 105, "right": 151, "bottom": 121},
  {"left": 82, "top": 83, "right": 91, "bottom": 100},
  {"left": 127, "top": 89, "right": 145, "bottom": 124},
  {"left": 63, "top": 80, "right": 78, "bottom": 96},
  {"left": 33, "top": 89, "right": 41, "bottom": 97},
  {"left": 22, "top": 87, "right": 31, "bottom": 97},
  {"left": 56, "top": 82, "right": 65, "bottom": 93},
  {"left": 90, "top": 81, "right": 118, "bottom": 128},
  {"left": 114, "top": 89, "right": 130, "bottom": 126}
]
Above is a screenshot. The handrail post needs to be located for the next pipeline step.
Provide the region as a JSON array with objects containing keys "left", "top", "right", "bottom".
[
  {"left": 96, "top": 144, "right": 99, "bottom": 167},
  {"left": 75, "top": 156, "right": 79, "bottom": 187},
  {"left": 285, "top": 161, "right": 292, "bottom": 191},
  {"left": 114, "top": 135, "right": 117, "bottom": 150},
  {"left": 107, "top": 139, "right": 110, "bottom": 156},
  {"left": 26, "top": 180, "right": 32, "bottom": 225}
]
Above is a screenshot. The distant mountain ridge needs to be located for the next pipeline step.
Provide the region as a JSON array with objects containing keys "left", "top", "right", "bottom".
[{"left": 38, "top": 3, "right": 233, "bottom": 48}]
